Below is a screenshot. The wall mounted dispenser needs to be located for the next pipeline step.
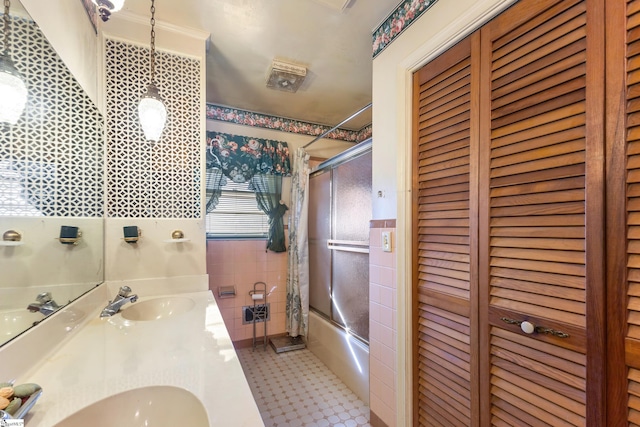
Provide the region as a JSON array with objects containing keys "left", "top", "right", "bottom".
[
  {"left": 57, "top": 226, "right": 81, "bottom": 245},
  {"left": 123, "top": 226, "right": 141, "bottom": 243}
]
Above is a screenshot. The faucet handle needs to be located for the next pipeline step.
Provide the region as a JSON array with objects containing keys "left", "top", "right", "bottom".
[
  {"left": 118, "top": 286, "right": 132, "bottom": 297},
  {"left": 36, "top": 292, "right": 53, "bottom": 303}
]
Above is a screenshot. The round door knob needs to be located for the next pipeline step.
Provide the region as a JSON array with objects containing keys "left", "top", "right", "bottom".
[{"left": 521, "top": 321, "right": 535, "bottom": 334}]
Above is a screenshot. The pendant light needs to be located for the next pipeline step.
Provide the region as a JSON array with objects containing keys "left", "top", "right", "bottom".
[
  {"left": 0, "top": 0, "right": 27, "bottom": 125},
  {"left": 137, "top": 0, "right": 166, "bottom": 142},
  {"left": 92, "top": 0, "right": 126, "bottom": 22}
]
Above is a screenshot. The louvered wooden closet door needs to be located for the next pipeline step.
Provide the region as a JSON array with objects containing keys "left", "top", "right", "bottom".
[
  {"left": 413, "top": 33, "right": 479, "bottom": 427},
  {"left": 479, "top": 0, "right": 604, "bottom": 425}
]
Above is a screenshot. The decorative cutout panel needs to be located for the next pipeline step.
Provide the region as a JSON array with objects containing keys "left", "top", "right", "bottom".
[
  {"left": 105, "top": 39, "right": 202, "bottom": 218},
  {"left": 0, "top": 17, "right": 104, "bottom": 217}
]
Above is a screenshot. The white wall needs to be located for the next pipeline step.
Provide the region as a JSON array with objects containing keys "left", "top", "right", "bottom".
[
  {"left": 104, "top": 218, "right": 206, "bottom": 283},
  {"left": 371, "top": 0, "right": 517, "bottom": 424},
  {"left": 372, "top": 0, "right": 516, "bottom": 220},
  {"left": 101, "top": 10, "right": 208, "bottom": 58},
  {"left": 0, "top": 217, "right": 103, "bottom": 308}
]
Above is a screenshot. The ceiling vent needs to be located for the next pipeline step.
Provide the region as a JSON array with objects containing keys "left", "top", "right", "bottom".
[{"left": 266, "top": 60, "right": 307, "bottom": 93}]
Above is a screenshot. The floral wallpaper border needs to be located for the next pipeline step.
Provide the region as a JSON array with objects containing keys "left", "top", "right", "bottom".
[
  {"left": 357, "top": 124, "right": 372, "bottom": 142},
  {"left": 206, "top": 103, "right": 371, "bottom": 143},
  {"left": 373, "top": 0, "right": 439, "bottom": 58}
]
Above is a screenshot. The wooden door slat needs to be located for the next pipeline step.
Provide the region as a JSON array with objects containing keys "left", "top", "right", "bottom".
[{"left": 490, "top": 176, "right": 585, "bottom": 198}]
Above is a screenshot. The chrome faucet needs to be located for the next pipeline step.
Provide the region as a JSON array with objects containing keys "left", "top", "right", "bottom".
[
  {"left": 100, "top": 286, "right": 138, "bottom": 317},
  {"left": 27, "top": 292, "right": 60, "bottom": 316}
]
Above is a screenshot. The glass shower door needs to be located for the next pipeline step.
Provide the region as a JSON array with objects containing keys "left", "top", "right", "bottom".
[
  {"left": 330, "top": 151, "right": 371, "bottom": 341},
  {"left": 309, "top": 170, "right": 331, "bottom": 317},
  {"left": 308, "top": 142, "right": 372, "bottom": 343}
]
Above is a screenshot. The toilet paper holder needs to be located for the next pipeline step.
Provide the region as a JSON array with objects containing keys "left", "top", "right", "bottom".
[
  {"left": 218, "top": 286, "right": 236, "bottom": 299},
  {"left": 249, "top": 281, "right": 268, "bottom": 351},
  {"left": 249, "top": 281, "right": 266, "bottom": 301}
]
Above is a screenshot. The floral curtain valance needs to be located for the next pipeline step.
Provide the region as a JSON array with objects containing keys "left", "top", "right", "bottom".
[
  {"left": 206, "top": 132, "right": 291, "bottom": 182},
  {"left": 205, "top": 131, "right": 291, "bottom": 253}
]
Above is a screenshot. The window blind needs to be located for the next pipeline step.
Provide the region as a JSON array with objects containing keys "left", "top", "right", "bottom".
[{"left": 206, "top": 181, "right": 269, "bottom": 237}]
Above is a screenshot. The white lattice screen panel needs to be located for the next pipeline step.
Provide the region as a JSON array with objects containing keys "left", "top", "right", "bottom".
[
  {"left": 104, "top": 38, "right": 202, "bottom": 219},
  {"left": 0, "top": 17, "right": 104, "bottom": 217}
]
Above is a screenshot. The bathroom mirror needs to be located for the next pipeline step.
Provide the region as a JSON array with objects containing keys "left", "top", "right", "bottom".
[{"left": 0, "top": 1, "right": 104, "bottom": 346}]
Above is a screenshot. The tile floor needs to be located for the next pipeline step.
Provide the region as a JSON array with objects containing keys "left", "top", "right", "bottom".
[{"left": 237, "top": 346, "right": 371, "bottom": 427}]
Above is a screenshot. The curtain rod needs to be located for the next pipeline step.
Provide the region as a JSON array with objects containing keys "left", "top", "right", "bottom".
[{"left": 303, "top": 103, "right": 372, "bottom": 149}]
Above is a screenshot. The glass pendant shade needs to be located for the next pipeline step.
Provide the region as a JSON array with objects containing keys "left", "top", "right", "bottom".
[
  {"left": 0, "top": 53, "right": 27, "bottom": 125},
  {"left": 92, "top": 0, "right": 126, "bottom": 21},
  {"left": 138, "top": 83, "right": 167, "bottom": 142},
  {"left": 109, "top": 0, "right": 125, "bottom": 12},
  {"left": 91, "top": 0, "right": 125, "bottom": 11}
]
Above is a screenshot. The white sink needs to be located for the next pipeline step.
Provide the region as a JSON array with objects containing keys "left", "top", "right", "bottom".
[
  {"left": 120, "top": 297, "right": 195, "bottom": 321},
  {"left": 0, "top": 310, "right": 43, "bottom": 339},
  {"left": 52, "top": 386, "right": 209, "bottom": 427}
]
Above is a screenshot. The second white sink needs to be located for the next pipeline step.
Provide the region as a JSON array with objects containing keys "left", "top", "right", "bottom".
[
  {"left": 120, "top": 297, "right": 195, "bottom": 321},
  {"left": 52, "top": 385, "right": 208, "bottom": 427}
]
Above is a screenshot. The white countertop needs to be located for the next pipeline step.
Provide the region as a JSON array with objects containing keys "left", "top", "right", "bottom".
[{"left": 18, "top": 290, "right": 264, "bottom": 427}]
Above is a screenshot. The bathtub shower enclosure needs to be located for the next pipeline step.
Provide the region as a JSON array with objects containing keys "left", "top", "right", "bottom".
[{"left": 307, "top": 139, "right": 372, "bottom": 402}]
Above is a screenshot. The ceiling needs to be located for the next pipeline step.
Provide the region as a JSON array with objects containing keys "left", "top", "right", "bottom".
[{"left": 118, "top": 0, "right": 400, "bottom": 131}]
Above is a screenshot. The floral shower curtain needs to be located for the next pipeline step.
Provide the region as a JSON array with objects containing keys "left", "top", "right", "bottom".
[
  {"left": 205, "top": 132, "right": 291, "bottom": 251},
  {"left": 286, "top": 147, "right": 311, "bottom": 337}
]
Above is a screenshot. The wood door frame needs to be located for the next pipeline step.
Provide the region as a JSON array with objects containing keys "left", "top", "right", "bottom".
[
  {"left": 411, "top": 67, "right": 421, "bottom": 427},
  {"left": 604, "top": 0, "right": 629, "bottom": 425},
  {"left": 477, "top": 22, "right": 492, "bottom": 426},
  {"left": 469, "top": 30, "right": 482, "bottom": 427},
  {"left": 584, "top": 0, "right": 607, "bottom": 424}
]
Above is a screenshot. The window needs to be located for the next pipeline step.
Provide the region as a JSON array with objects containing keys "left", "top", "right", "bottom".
[
  {"left": 0, "top": 160, "right": 43, "bottom": 217},
  {"left": 205, "top": 180, "right": 269, "bottom": 238}
]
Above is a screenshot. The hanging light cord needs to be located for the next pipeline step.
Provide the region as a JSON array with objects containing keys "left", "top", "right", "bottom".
[
  {"left": 3, "top": 0, "right": 10, "bottom": 56},
  {"left": 149, "top": 0, "right": 156, "bottom": 84}
]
